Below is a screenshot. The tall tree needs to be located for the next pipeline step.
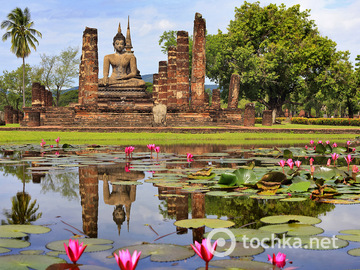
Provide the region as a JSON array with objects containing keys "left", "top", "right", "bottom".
[
  {"left": 206, "top": 2, "right": 343, "bottom": 119},
  {"left": 38, "top": 46, "right": 80, "bottom": 106},
  {"left": 1, "top": 7, "right": 42, "bottom": 108}
]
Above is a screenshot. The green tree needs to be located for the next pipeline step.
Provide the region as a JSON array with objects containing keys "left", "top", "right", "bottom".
[
  {"left": 1, "top": 7, "right": 42, "bottom": 108},
  {"left": 38, "top": 46, "right": 80, "bottom": 106},
  {"left": 207, "top": 2, "right": 344, "bottom": 119},
  {"left": 0, "top": 64, "right": 33, "bottom": 110}
]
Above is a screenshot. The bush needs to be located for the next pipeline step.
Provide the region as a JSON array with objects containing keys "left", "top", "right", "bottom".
[{"left": 291, "top": 117, "right": 360, "bottom": 126}]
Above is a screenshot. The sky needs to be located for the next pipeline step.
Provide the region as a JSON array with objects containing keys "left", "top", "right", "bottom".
[{"left": 1, "top": 0, "right": 360, "bottom": 84}]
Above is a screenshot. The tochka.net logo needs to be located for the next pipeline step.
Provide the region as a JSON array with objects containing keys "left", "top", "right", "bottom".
[{"left": 206, "top": 228, "right": 339, "bottom": 257}]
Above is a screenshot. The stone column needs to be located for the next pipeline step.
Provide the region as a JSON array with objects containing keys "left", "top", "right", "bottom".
[
  {"left": 158, "top": 61, "right": 168, "bottom": 105},
  {"left": 244, "top": 103, "right": 256, "bottom": 127},
  {"left": 228, "top": 74, "right": 240, "bottom": 109},
  {"left": 79, "top": 166, "right": 99, "bottom": 238},
  {"left": 211, "top": 89, "right": 221, "bottom": 109},
  {"left": 31, "top": 82, "right": 42, "bottom": 107},
  {"left": 176, "top": 31, "right": 190, "bottom": 109},
  {"left": 166, "top": 46, "right": 177, "bottom": 109},
  {"left": 152, "top": 73, "right": 159, "bottom": 102},
  {"left": 40, "top": 85, "right": 46, "bottom": 107},
  {"left": 190, "top": 13, "right": 206, "bottom": 108},
  {"left": 4, "top": 105, "right": 13, "bottom": 124},
  {"left": 79, "top": 27, "right": 98, "bottom": 106},
  {"left": 262, "top": 110, "right": 273, "bottom": 126},
  {"left": 46, "top": 90, "right": 53, "bottom": 107}
]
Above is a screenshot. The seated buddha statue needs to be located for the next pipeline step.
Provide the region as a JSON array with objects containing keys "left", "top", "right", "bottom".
[{"left": 99, "top": 21, "right": 145, "bottom": 88}]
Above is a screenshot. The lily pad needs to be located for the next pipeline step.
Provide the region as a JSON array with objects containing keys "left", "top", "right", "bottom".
[
  {"left": 0, "top": 254, "right": 66, "bottom": 270},
  {"left": 209, "top": 259, "right": 280, "bottom": 270},
  {"left": 280, "top": 197, "right": 307, "bottom": 202},
  {"left": 348, "top": 248, "right": 360, "bottom": 257},
  {"left": 0, "top": 225, "right": 51, "bottom": 238},
  {"left": 20, "top": 250, "right": 44, "bottom": 255},
  {"left": 288, "top": 181, "right": 311, "bottom": 193},
  {"left": 114, "top": 243, "right": 194, "bottom": 262},
  {"left": 300, "top": 236, "right": 348, "bottom": 250},
  {"left": 259, "top": 224, "right": 324, "bottom": 236},
  {"left": 174, "top": 218, "right": 234, "bottom": 229},
  {"left": 260, "top": 215, "right": 321, "bottom": 225},
  {"left": 215, "top": 242, "right": 264, "bottom": 257},
  {"left": 0, "top": 238, "right": 30, "bottom": 249},
  {"left": 46, "top": 238, "right": 113, "bottom": 253},
  {"left": 0, "top": 247, "right": 10, "bottom": 254}
]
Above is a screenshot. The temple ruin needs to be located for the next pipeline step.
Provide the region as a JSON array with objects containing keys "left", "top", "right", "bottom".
[{"left": 20, "top": 13, "right": 254, "bottom": 127}]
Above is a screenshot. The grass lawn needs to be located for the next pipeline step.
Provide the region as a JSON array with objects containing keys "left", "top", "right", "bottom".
[{"left": 0, "top": 123, "right": 357, "bottom": 145}]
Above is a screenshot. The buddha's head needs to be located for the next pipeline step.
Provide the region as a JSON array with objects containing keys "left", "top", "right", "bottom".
[{"left": 113, "top": 32, "right": 126, "bottom": 53}]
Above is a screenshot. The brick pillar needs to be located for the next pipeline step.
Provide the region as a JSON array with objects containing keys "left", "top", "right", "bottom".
[
  {"left": 158, "top": 61, "right": 168, "bottom": 105},
  {"left": 175, "top": 193, "right": 188, "bottom": 234},
  {"left": 190, "top": 13, "right": 206, "bottom": 108},
  {"left": 79, "top": 27, "right": 98, "bottom": 106},
  {"left": 152, "top": 73, "right": 159, "bottom": 102},
  {"left": 13, "top": 111, "right": 19, "bottom": 123},
  {"left": 40, "top": 85, "right": 46, "bottom": 107},
  {"left": 176, "top": 31, "right": 189, "bottom": 109},
  {"left": 244, "top": 103, "right": 255, "bottom": 127},
  {"left": 4, "top": 105, "right": 13, "bottom": 124},
  {"left": 262, "top": 110, "right": 273, "bottom": 126},
  {"left": 46, "top": 90, "right": 53, "bottom": 107},
  {"left": 79, "top": 166, "right": 99, "bottom": 238},
  {"left": 204, "top": 91, "right": 210, "bottom": 107},
  {"left": 228, "top": 74, "right": 240, "bottom": 109},
  {"left": 167, "top": 46, "right": 177, "bottom": 109},
  {"left": 211, "top": 89, "right": 221, "bottom": 109},
  {"left": 31, "top": 82, "right": 42, "bottom": 107}
]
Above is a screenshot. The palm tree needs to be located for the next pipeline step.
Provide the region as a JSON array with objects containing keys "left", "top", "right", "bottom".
[{"left": 1, "top": 7, "right": 42, "bottom": 108}]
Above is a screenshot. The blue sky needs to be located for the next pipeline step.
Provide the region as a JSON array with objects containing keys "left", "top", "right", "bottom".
[{"left": 1, "top": 0, "right": 360, "bottom": 83}]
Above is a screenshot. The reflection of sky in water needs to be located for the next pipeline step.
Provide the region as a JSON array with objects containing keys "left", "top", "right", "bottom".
[{"left": 0, "top": 145, "right": 360, "bottom": 269}]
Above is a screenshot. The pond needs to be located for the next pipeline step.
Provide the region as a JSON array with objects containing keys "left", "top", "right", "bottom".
[{"left": 0, "top": 141, "right": 360, "bottom": 269}]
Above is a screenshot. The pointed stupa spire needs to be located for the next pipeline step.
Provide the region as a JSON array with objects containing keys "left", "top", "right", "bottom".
[
  {"left": 118, "top": 22, "right": 122, "bottom": 34},
  {"left": 125, "top": 16, "right": 133, "bottom": 52}
]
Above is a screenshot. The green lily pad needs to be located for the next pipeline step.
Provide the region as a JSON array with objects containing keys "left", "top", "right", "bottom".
[
  {"left": 313, "top": 166, "right": 337, "bottom": 181},
  {"left": 174, "top": 218, "right": 234, "bottom": 229},
  {"left": 0, "top": 238, "right": 30, "bottom": 249},
  {"left": 0, "top": 225, "right": 51, "bottom": 238},
  {"left": 260, "top": 215, "right": 321, "bottom": 225},
  {"left": 46, "top": 238, "right": 113, "bottom": 253},
  {"left": 301, "top": 236, "right": 348, "bottom": 250},
  {"left": 209, "top": 259, "right": 280, "bottom": 270},
  {"left": 288, "top": 181, "right": 311, "bottom": 193},
  {"left": 249, "top": 195, "right": 287, "bottom": 200},
  {"left": 20, "top": 250, "right": 44, "bottom": 255},
  {"left": 114, "top": 243, "right": 194, "bottom": 262},
  {"left": 315, "top": 143, "right": 326, "bottom": 154},
  {"left": 0, "top": 254, "right": 66, "bottom": 270},
  {"left": 218, "top": 172, "right": 238, "bottom": 186},
  {"left": 259, "top": 224, "right": 324, "bottom": 236},
  {"left": 280, "top": 197, "right": 307, "bottom": 202},
  {"left": 215, "top": 242, "right": 264, "bottom": 257},
  {"left": 348, "top": 248, "right": 360, "bottom": 257},
  {"left": 204, "top": 228, "right": 274, "bottom": 243},
  {"left": 0, "top": 247, "right": 10, "bottom": 254},
  {"left": 339, "top": 229, "right": 360, "bottom": 235}
]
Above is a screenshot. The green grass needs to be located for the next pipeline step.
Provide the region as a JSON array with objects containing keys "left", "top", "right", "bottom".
[
  {"left": 255, "top": 123, "right": 360, "bottom": 129},
  {"left": 0, "top": 130, "right": 356, "bottom": 146}
]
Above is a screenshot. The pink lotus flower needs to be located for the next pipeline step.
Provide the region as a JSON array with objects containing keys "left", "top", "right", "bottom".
[
  {"left": 187, "top": 153, "right": 194, "bottom": 162},
  {"left": 309, "top": 158, "right": 314, "bottom": 166},
  {"left": 278, "top": 160, "right": 286, "bottom": 173},
  {"left": 55, "top": 151, "right": 60, "bottom": 157},
  {"left": 352, "top": 165, "right": 359, "bottom": 174},
  {"left": 332, "top": 142, "right": 337, "bottom": 148},
  {"left": 125, "top": 146, "right": 135, "bottom": 158},
  {"left": 353, "top": 148, "right": 356, "bottom": 152},
  {"left": 268, "top": 252, "right": 288, "bottom": 268},
  {"left": 347, "top": 140, "right": 351, "bottom": 146},
  {"left": 154, "top": 146, "right": 160, "bottom": 153},
  {"left": 305, "top": 145, "right": 308, "bottom": 150},
  {"left": 318, "top": 140, "right": 322, "bottom": 144},
  {"left": 114, "top": 249, "right": 141, "bottom": 270},
  {"left": 345, "top": 154, "right": 353, "bottom": 171},
  {"left": 286, "top": 159, "right": 294, "bottom": 170},
  {"left": 326, "top": 140, "right": 330, "bottom": 144},
  {"left": 147, "top": 144, "right": 155, "bottom": 151},
  {"left": 327, "top": 158, "right": 331, "bottom": 166},
  {"left": 55, "top": 137, "right": 60, "bottom": 147},
  {"left": 331, "top": 153, "right": 339, "bottom": 166},
  {"left": 295, "top": 160, "right": 301, "bottom": 168},
  {"left": 50, "top": 145, "right": 54, "bottom": 148},
  {"left": 64, "top": 239, "right": 87, "bottom": 264},
  {"left": 40, "top": 139, "right": 46, "bottom": 148},
  {"left": 310, "top": 140, "right": 314, "bottom": 145},
  {"left": 191, "top": 239, "right": 218, "bottom": 270}
]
